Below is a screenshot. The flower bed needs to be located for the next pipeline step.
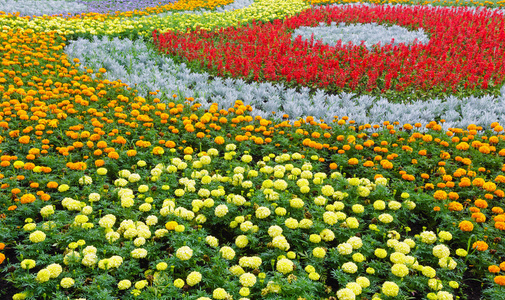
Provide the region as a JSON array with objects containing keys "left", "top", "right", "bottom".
[
  {"left": 0, "top": 1, "right": 504, "bottom": 300},
  {"left": 154, "top": 4, "right": 505, "bottom": 101}
]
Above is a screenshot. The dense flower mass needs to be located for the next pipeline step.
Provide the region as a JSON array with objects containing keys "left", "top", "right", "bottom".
[
  {"left": 154, "top": 4, "right": 505, "bottom": 100},
  {"left": 0, "top": 0, "right": 504, "bottom": 300}
]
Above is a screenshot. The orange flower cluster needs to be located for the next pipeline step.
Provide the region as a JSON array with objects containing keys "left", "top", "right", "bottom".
[
  {"left": 0, "top": 243, "right": 5, "bottom": 265},
  {"left": 472, "top": 241, "right": 489, "bottom": 251}
]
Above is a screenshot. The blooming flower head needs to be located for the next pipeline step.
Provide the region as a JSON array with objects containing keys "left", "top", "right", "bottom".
[
  {"left": 213, "top": 288, "right": 229, "bottom": 299},
  {"left": 320, "top": 229, "right": 335, "bottom": 241},
  {"left": 472, "top": 241, "right": 488, "bottom": 251},
  {"left": 36, "top": 269, "right": 51, "bottom": 283},
  {"left": 382, "top": 281, "right": 399, "bottom": 297},
  {"left": 347, "top": 237, "right": 363, "bottom": 249},
  {"left": 375, "top": 248, "right": 388, "bottom": 259},
  {"left": 391, "top": 264, "right": 409, "bottom": 277},
  {"left": 378, "top": 213, "right": 394, "bottom": 224},
  {"left": 118, "top": 279, "right": 132, "bottom": 290},
  {"left": 433, "top": 244, "right": 450, "bottom": 258},
  {"left": 20, "top": 259, "right": 36, "bottom": 270},
  {"left": 276, "top": 258, "right": 294, "bottom": 274},
  {"left": 236, "top": 235, "right": 249, "bottom": 248},
  {"left": 255, "top": 206, "right": 271, "bottom": 219},
  {"left": 337, "top": 288, "right": 356, "bottom": 300},
  {"left": 230, "top": 265, "right": 245, "bottom": 276},
  {"left": 174, "top": 278, "right": 185, "bottom": 288},
  {"left": 342, "top": 262, "right": 358, "bottom": 274},
  {"left": 422, "top": 266, "right": 437, "bottom": 278},
  {"left": 239, "top": 273, "right": 257, "bottom": 287},
  {"left": 338, "top": 243, "right": 353, "bottom": 255},
  {"left": 29, "top": 230, "right": 46, "bottom": 243},
  {"left": 60, "top": 277, "right": 75, "bottom": 288},
  {"left": 215, "top": 204, "right": 229, "bottom": 217},
  {"left": 356, "top": 276, "right": 370, "bottom": 288},
  {"left": 220, "top": 246, "right": 236, "bottom": 260},
  {"left": 373, "top": 200, "right": 386, "bottom": 210},
  {"left": 346, "top": 282, "right": 362, "bottom": 295},
  {"left": 46, "top": 263, "right": 62, "bottom": 278},
  {"left": 186, "top": 271, "right": 202, "bottom": 286},
  {"left": 312, "top": 247, "right": 326, "bottom": 258},
  {"left": 206, "top": 235, "right": 219, "bottom": 247},
  {"left": 176, "top": 246, "right": 193, "bottom": 260},
  {"left": 420, "top": 231, "right": 437, "bottom": 244}
]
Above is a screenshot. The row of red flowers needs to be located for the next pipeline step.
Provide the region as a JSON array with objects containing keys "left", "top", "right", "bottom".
[{"left": 153, "top": 4, "right": 505, "bottom": 98}]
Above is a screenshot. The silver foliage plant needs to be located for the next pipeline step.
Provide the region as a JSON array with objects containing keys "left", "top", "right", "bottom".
[
  {"left": 292, "top": 22, "right": 429, "bottom": 49},
  {"left": 0, "top": 0, "right": 87, "bottom": 16}
]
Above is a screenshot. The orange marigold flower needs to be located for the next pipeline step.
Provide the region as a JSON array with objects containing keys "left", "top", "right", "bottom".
[
  {"left": 459, "top": 220, "right": 474, "bottom": 231},
  {"left": 448, "top": 192, "right": 459, "bottom": 200},
  {"left": 469, "top": 207, "right": 480, "bottom": 213},
  {"left": 472, "top": 178, "right": 485, "bottom": 187},
  {"left": 214, "top": 136, "right": 225, "bottom": 145},
  {"left": 254, "top": 137, "right": 264, "bottom": 145},
  {"left": 0, "top": 243, "right": 4, "bottom": 250},
  {"left": 165, "top": 141, "right": 176, "bottom": 148},
  {"left": 108, "top": 152, "right": 119, "bottom": 159},
  {"left": 483, "top": 182, "right": 497, "bottom": 192},
  {"left": 433, "top": 190, "right": 447, "bottom": 201},
  {"left": 24, "top": 163, "right": 35, "bottom": 170},
  {"left": 8, "top": 205, "right": 17, "bottom": 211},
  {"left": 472, "top": 241, "right": 488, "bottom": 251},
  {"left": 500, "top": 262, "right": 505, "bottom": 271},
  {"left": 489, "top": 265, "right": 501, "bottom": 273},
  {"left": 363, "top": 161, "right": 374, "bottom": 167},
  {"left": 18, "top": 135, "right": 30, "bottom": 144},
  {"left": 495, "top": 276, "right": 505, "bottom": 286},
  {"left": 474, "top": 199, "right": 488, "bottom": 209},
  {"left": 0, "top": 253, "right": 5, "bottom": 265},
  {"left": 95, "top": 160, "right": 105, "bottom": 167},
  {"left": 433, "top": 206, "right": 441, "bottom": 212},
  {"left": 494, "top": 190, "right": 505, "bottom": 198},
  {"left": 448, "top": 202, "right": 463, "bottom": 211},
  {"left": 97, "top": 141, "right": 107, "bottom": 148},
  {"left": 495, "top": 222, "right": 505, "bottom": 230},
  {"left": 495, "top": 215, "right": 505, "bottom": 222},
  {"left": 492, "top": 207, "right": 504, "bottom": 214},
  {"left": 329, "top": 163, "right": 338, "bottom": 170},
  {"left": 348, "top": 158, "right": 359, "bottom": 165},
  {"left": 471, "top": 212, "right": 486, "bottom": 223},
  {"left": 20, "top": 193, "right": 36, "bottom": 204},
  {"left": 47, "top": 181, "right": 58, "bottom": 189},
  {"left": 152, "top": 146, "right": 165, "bottom": 155}
]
